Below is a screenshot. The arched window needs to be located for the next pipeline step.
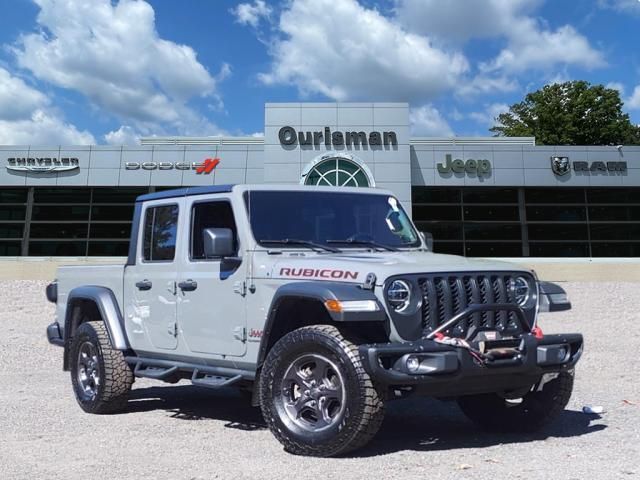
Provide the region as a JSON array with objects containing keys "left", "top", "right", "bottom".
[{"left": 302, "top": 156, "right": 373, "bottom": 187}]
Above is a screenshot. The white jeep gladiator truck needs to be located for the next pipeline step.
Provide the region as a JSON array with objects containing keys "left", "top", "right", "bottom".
[{"left": 46, "top": 184, "right": 583, "bottom": 456}]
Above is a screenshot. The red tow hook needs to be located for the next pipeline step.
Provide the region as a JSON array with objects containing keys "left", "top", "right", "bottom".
[{"left": 532, "top": 326, "right": 544, "bottom": 339}]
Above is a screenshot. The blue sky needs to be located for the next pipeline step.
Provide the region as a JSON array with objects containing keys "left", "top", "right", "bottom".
[{"left": 0, "top": 0, "right": 639, "bottom": 144}]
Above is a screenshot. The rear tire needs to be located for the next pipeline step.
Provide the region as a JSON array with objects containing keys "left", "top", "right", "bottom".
[
  {"left": 457, "top": 370, "right": 574, "bottom": 432},
  {"left": 259, "top": 325, "right": 385, "bottom": 457},
  {"left": 69, "top": 321, "right": 134, "bottom": 414}
]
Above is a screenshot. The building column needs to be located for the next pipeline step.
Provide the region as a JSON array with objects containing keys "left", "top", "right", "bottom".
[
  {"left": 518, "top": 188, "right": 529, "bottom": 257},
  {"left": 21, "top": 187, "right": 34, "bottom": 256}
]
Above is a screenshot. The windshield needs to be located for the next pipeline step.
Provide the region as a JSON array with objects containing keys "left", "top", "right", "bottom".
[{"left": 245, "top": 191, "right": 421, "bottom": 249}]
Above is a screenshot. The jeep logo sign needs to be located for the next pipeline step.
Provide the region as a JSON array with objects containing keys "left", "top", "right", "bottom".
[{"left": 437, "top": 154, "right": 491, "bottom": 176}]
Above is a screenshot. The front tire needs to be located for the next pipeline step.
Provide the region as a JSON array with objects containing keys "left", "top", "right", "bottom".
[
  {"left": 457, "top": 370, "right": 575, "bottom": 432},
  {"left": 259, "top": 325, "right": 385, "bottom": 457},
  {"left": 69, "top": 321, "right": 134, "bottom": 414}
]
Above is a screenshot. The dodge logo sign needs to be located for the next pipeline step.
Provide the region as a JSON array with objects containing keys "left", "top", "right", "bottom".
[
  {"left": 125, "top": 158, "right": 220, "bottom": 174},
  {"left": 551, "top": 156, "right": 570, "bottom": 176}
]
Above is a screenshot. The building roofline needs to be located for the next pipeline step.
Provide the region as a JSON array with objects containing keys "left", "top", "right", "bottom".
[
  {"left": 410, "top": 137, "right": 535, "bottom": 146},
  {"left": 139, "top": 136, "right": 264, "bottom": 145},
  {"left": 138, "top": 135, "right": 536, "bottom": 146}
]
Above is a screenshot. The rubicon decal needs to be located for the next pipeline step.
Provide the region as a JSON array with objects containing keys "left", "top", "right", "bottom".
[{"left": 279, "top": 267, "right": 359, "bottom": 280}]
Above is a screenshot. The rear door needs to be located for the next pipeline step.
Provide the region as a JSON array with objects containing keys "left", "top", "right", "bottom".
[
  {"left": 123, "top": 199, "right": 183, "bottom": 351},
  {"left": 176, "top": 196, "right": 247, "bottom": 357}
]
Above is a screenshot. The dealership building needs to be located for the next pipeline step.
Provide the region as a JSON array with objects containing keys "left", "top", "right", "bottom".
[{"left": 1, "top": 102, "right": 639, "bottom": 260}]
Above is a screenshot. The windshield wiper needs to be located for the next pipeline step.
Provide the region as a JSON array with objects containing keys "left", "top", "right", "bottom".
[
  {"left": 259, "top": 238, "right": 341, "bottom": 253},
  {"left": 327, "top": 239, "right": 399, "bottom": 252}
]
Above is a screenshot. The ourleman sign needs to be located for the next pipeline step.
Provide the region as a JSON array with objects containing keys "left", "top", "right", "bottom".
[
  {"left": 6, "top": 157, "right": 79, "bottom": 173},
  {"left": 437, "top": 154, "right": 491, "bottom": 176},
  {"left": 279, "top": 126, "right": 398, "bottom": 147}
]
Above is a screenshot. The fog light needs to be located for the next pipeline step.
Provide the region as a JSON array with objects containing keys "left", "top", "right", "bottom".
[
  {"left": 406, "top": 355, "right": 420, "bottom": 372},
  {"left": 556, "top": 346, "right": 568, "bottom": 362}
]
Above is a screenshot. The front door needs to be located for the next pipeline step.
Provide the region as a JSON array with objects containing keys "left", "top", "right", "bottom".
[
  {"left": 177, "top": 197, "right": 247, "bottom": 357},
  {"left": 124, "top": 200, "right": 182, "bottom": 351}
]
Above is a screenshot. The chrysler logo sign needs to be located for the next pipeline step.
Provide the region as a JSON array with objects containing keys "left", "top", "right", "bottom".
[{"left": 6, "top": 157, "right": 79, "bottom": 173}]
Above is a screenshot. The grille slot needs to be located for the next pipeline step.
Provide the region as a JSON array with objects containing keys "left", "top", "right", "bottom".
[{"left": 418, "top": 273, "right": 526, "bottom": 338}]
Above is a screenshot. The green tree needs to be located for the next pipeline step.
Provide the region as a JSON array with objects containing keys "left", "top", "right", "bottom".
[{"left": 490, "top": 81, "right": 640, "bottom": 145}]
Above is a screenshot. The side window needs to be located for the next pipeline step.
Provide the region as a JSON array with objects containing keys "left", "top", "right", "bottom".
[
  {"left": 191, "top": 201, "right": 238, "bottom": 260},
  {"left": 143, "top": 204, "right": 179, "bottom": 261}
]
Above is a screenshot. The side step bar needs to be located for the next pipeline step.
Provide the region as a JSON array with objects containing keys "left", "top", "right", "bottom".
[
  {"left": 125, "top": 356, "right": 254, "bottom": 389},
  {"left": 191, "top": 369, "right": 243, "bottom": 388}
]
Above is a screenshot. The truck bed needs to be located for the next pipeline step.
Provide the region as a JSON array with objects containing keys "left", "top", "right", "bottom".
[{"left": 56, "top": 264, "right": 126, "bottom": 324}]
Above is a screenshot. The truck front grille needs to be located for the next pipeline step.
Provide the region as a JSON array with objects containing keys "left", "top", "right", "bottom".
[{"left": 417, "top": 273, "right": 522, "bottom": 338}]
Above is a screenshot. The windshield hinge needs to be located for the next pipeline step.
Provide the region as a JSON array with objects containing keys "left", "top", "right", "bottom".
[
  {"left": 362, "top": 272, "right": 377, "bottom": 291},
  {"left": 233, "top": 326, "right": 247, "bottom": 342},
  {"left": 234, "top": 281, "right": 247, "bottom": 296}
]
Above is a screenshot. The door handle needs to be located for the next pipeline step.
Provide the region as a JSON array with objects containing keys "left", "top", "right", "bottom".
[
  {"left": 135, "top": 279, "right": 152, "bottom": 291},
  {"left": 178, "top": 279, "right": 198, "bottom": 292}
]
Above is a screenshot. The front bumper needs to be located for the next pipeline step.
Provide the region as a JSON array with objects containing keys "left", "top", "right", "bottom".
[
  {"left": 359, "top": 333, "right": 583, "bottom": 397},
  {"left": 46, "top": 322, "right": 64, "bottom": 347}
]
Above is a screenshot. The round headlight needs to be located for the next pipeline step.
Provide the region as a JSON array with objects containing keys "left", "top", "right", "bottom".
[
  {"left": 513, "top": 276, "right": 531, "bottom": 306},
  {"left": 387, "top": 280, "right": 411, "bottom": 312}
]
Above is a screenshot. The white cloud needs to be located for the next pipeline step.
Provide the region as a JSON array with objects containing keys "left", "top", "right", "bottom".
[
  {"left": 395, "top": 0, "right": 540, "bottom": 44},
  {"left": 410, "top": 105, "right": 454, "bottom": 136},
  {"left": 258, "top": 0, "right": 468, "bottom": 102},
  {"left": 627, "top": 85, "right": 640, "bottom": 110},
  {"left": 0, "top": 68, "right": 49, "bottom": 120},
  {"left": 0, "top": 110, "right": 95, "bottom": 144},
  {"left": 396, "top": 0, "right": 604, "bottom": 78},
  {"left": 598, "top": 0, "right": 640, "bottom": 14},
  {"left": 607, "top": 82, "right": 625, "bottom": 96},
  {"left": 13, "top": 0, "right": 225, "bottom": 135},
  {"left": 457, "top": 74, "right": 519, "bottom": 97},
  {"left": 104, "top": 125, "right": 139, "bottom": 145},
  {"left": 468, "top": 103, "right": 509, "bottom": 126},
  {"left": 483, "top": 23, "right": 605, "bottom": 73},
  {"left": 231, "top": 0, "right": 272, "bottom": 27},
  {"left": 0, "top": 66, "right": 95, "bottom": 144}
]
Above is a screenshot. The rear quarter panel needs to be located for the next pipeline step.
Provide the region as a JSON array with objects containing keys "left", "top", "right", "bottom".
[{"left": 56, "top": 264, "right": 126, "bottom": 324}]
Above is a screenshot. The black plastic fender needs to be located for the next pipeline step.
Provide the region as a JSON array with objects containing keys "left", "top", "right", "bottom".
[
  {"left": 256, "top": 281, "right": 386, "bottom": 368},
  {"left": 63, "top": 286, "right": 130, "bottom": 370}
]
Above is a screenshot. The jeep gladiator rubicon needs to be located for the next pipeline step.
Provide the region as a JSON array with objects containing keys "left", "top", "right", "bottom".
[{"left": 46, "top": 184, "right": 583, "bottom": 456}]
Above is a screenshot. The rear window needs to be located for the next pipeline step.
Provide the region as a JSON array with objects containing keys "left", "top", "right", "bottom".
[{"left": 142, "top": 204, "right": 179, "bottom": 261}]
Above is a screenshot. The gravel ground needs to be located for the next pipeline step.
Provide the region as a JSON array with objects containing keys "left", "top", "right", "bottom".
[{"left": 1, "top": 280, "right": 639, "bottom": 480}]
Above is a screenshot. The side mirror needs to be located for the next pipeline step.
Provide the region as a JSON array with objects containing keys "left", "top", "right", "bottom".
[
  {"left": 420, "top": 231, "right": 434, "bottom": 250},
  {"left": 203, "top": 228, "right": 235, "bottom": 258}
]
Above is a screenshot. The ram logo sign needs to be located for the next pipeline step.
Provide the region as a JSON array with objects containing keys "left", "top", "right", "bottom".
[{"left": 551, "top": 156, "right": 571, "bottom": 176}]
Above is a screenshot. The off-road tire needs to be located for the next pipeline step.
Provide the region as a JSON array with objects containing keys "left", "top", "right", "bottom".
[
  {"left": 457, "top": 370, "right": 574, "bottom": 432},
  {"left": 259, "top": 325, "right": 385, "bottom": 457},
  {"left": 70, "top": 321, "right": 134, "bottom": 414}
]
